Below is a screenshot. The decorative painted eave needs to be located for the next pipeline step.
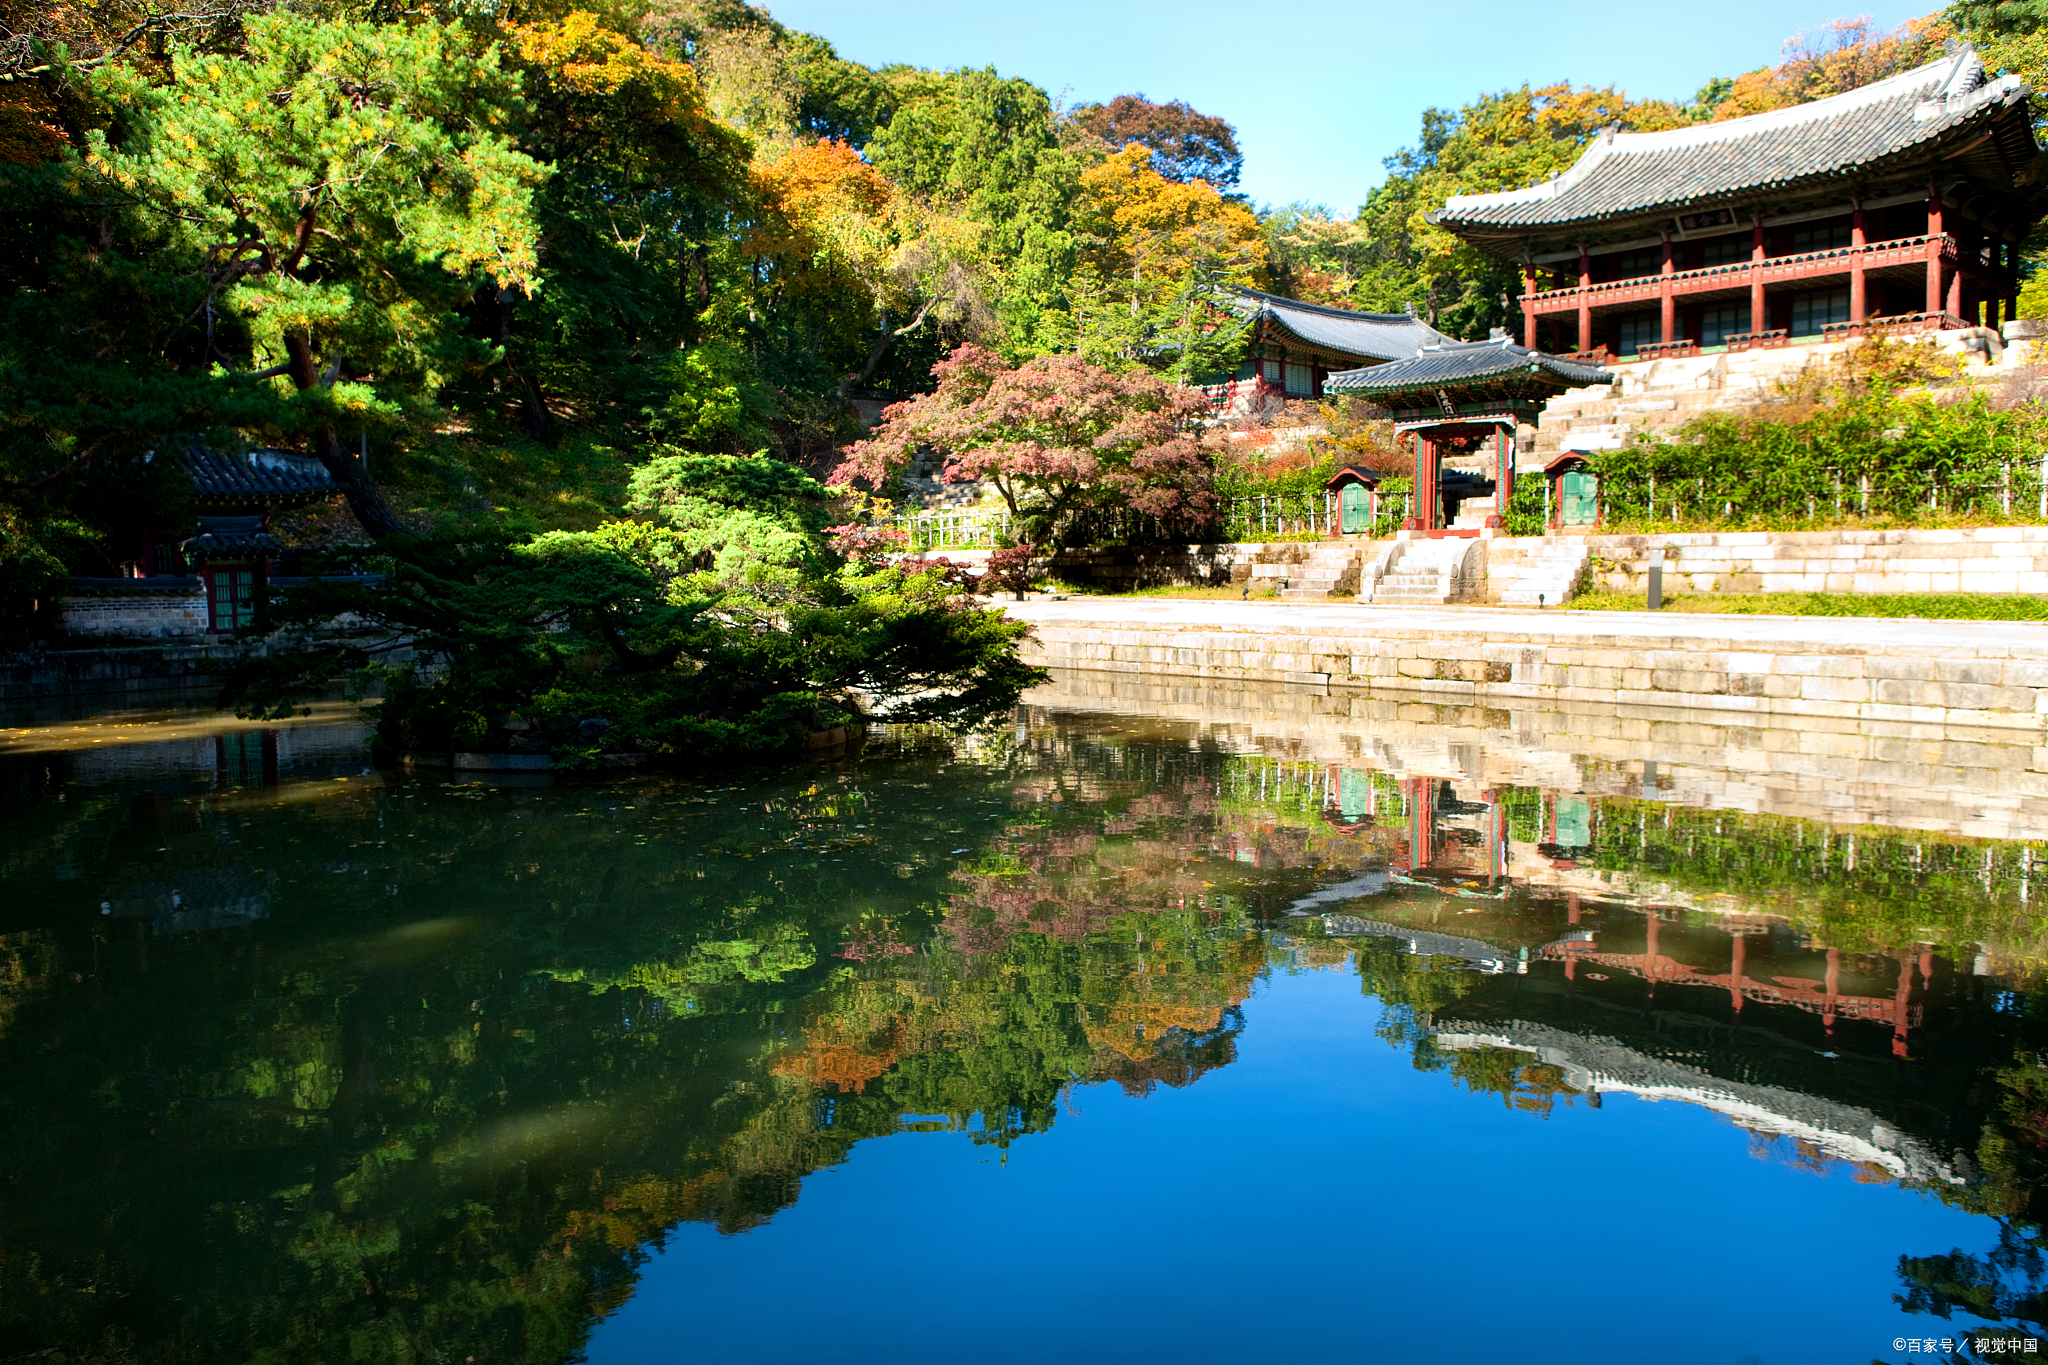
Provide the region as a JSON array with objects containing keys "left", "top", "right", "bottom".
[{"left": 1431, "top": 44, "right": 2035, "bottom": 244}]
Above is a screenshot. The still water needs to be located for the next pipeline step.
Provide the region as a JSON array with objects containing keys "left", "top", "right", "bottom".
[{"left": 1, "top": 686, "right": 2045, "bottom": 1364}]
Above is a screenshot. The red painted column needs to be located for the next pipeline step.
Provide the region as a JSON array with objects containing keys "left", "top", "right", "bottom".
[
  {"left": 1824, "top": 946, "right": 1840, "bottom": 1037},
  {"left": 1989, "top": 243, "right": 2004, "bottom": 330},
  {"left": 1522, "top": 267, "right": 1539, "bottom": 348},
  {"left": 1850, "top": 198, "right": 1867, "bottom": 325},
  {"left": 1577, "top": 245, "right": 1593, "bottom": 354},
  {"left": 1495, "top": 424, "right": 1512, "bottom": 509},
  {"left": 1892, "top": 951, "right": 1915, "bottom": 1058},
  {"left": 1421, "top": 434, "right": 1441, "bottom": 530},
  {"left": 1659, "top": 232, "right": 1675, "bottom": 345},
  {"left": 1749, "top": 219, "right": 1767, "bottom": 336},
  {"left": 1926, "top": 182, "right": 1946, "bottom": 319},
  {"left": 1947, "top": 261, "right": 1965, "bottom": 321},
  {"left": 1730, "top": 930, "right": 1747, "bottom": 1018},
  {"left": 1644, "top": 910, "right": 1660, "bottom": 1002}
]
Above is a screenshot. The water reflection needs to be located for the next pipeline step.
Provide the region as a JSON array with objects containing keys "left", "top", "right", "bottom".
[{"left": 0, "top": 695, "right": 2046, "bottom": 1359}]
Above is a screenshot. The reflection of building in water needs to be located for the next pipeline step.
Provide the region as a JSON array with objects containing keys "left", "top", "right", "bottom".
[
  {"left": 1430, "top": 1017, "right": 1963, "bottom": 1187},
  {"left": 102, "top": 866, "right": 275, "bottom": 935},
  {"left": 1317, "top": 913, "right": 1524, "bottom": 974},
  {"left": 1538, "top": 906, "right": 1934, "bottom": 1056}
]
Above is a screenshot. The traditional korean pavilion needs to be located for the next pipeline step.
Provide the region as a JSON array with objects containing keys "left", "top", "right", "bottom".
[
  {"left": 147, "top": 446, "right": 337, "bottom": 632},
  {"left": 1325, "top": 337, "right": 1612, "bottom": 531},
  {"left": 1432, "top": 43, "right": 2044, "bottom": 358},
  {"left": 1216, "top": 288, "right": 1453, "bottom": 403}
]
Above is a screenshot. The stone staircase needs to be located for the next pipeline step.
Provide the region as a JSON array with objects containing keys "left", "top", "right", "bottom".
[
  {"left": 1277, "top": 541, "right": 1368, "bottom": 599},
  {"left": 1485, "top": 538, "right": 1589, "bottom": 606},
  {"left": 1366, "top": 537, "right": 1485, "bottom": 604}
]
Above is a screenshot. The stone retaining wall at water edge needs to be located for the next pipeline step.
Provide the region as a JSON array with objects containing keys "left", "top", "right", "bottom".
[
  {"left": 1022, "top": 670, "right": 2048, "bottom": 841},
  {"left": 1006, "top": 601, "right": 2048, "bottom": 737}
]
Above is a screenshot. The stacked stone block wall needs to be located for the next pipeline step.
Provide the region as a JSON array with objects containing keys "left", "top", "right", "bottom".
[
  {"left": 1016, "top": 611, "right": 2048, "bottom": 735},
  {"left": 1569, "top": 526, "right": 2048, "bottom": 596},
  {"left": 59, "top": 591, "right": 210, "bottom": 640},
  {"left": 1025, "top": 671, "right": 2048, "bottom": 841}
]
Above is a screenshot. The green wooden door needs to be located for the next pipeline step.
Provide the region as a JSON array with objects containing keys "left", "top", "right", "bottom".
[
  {"left": 210, "top": 568, "right": 256, "bottom": 631},
  {"left": 1561, "top": 469, "right": 1599, "bottom": 526},
  {"left": 1339, "top": 483, "right": 1370, "bottom": 533}
]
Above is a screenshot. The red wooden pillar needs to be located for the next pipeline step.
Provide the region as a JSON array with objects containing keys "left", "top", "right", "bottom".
[
  {"left": 1404, "top": 777, "right": 1433, "bottom": 872},
  {"left": 1947, "top": 261, "right": 1965, "bottom": 321},
  {"left": 1522, "top": 267, "right": 1538, "bottom": 348},
  {"left": 1749, "top": 219, "right": 1767, "bottom": 335},
  {"left": 1988, "top": 241, "right": 2004, "bottom": 330},
  {"left": 1729, "top": 931, "right": 1746, "bottom": 1019},
  {"left": 1643, "top": 910, "right": 1660, "bottom": 1002},
  {"left": 1412, "top": 431, "right": 1441, "bottom": 530},
  {"left": 1849, "top": 197, "right": 1867, "bottom": 324},
  {"left": 1926, "top": 182, "right": 1946, "bottom": 318},
  {"left": 1823, "top": 945, "right": 1840, "bottom": 1037},
  {"left": 1494, "top": 423, "right": 1513, "bottom": 510},
  {"left": 1576, "top": 244, "right": 1592, "bottom": 353},
  {"left": 1892, "top": 951, "right": 1915, "bottom": 1058},
  {"left": 1658, "top": 231, "right": 1675, "bottom": 345}
]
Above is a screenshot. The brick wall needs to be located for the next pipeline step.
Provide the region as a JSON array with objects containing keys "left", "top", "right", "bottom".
[{"left": 59, "top": 591, "right": 210, "bottom": 640}]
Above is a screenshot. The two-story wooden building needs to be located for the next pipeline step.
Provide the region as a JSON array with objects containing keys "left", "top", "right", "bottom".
[{"left": 1433, "top": 43, "right": 2044, "bottom": 359}]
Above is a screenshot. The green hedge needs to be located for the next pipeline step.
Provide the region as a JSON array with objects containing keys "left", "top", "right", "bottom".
[{"left": 1594, "top": 388, "right": 2048, "bottom": 529}]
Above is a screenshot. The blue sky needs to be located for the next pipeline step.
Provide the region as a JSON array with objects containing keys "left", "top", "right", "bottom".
[{"left": 763, "top": 0, "right": 1934, "bottom": 212}]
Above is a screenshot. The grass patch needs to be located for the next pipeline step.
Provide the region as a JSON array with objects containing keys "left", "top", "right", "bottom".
[
  {"left": 1568, "top": 590, "right": 2048, "bottom": 620},
  {"left": 1041, "top": 581, "right": 1283, "bottom": 600}
]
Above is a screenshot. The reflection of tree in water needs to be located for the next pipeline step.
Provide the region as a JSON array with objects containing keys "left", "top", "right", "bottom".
[{"left": 14, "top": 717, "right": 2048, "bottom": 1359}]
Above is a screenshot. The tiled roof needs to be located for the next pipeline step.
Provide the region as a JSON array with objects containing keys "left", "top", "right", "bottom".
[
  {"left": 1325, "top": 338, "right": 1612, "bottom": 399},
  {"left": 1229, "top": 288, "right": 1454, "bottom": 363},
  {"left": 181, "top": 529, "right": 285, "bottom": 561},
  {"left": 1435, "top": 46, "right": 2033, "bottom": 233},
  {"left": 180, "top": 445, "right": 337, "bottom": 503}
]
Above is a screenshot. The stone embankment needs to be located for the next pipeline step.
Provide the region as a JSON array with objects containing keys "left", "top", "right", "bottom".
[
  {"left": 1007, "top": 598, "right": 2048, "bottom": 737},
  {"left": 1024, "top": 668, "right": 2048, "bottom": 841}
]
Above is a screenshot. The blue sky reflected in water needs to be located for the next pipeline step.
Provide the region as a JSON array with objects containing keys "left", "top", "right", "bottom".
[{"left": 591, "top": 968, "right": 1984, "bottom": 1365}]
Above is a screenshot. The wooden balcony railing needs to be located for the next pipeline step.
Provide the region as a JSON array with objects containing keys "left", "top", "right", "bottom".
[{"left": 1524, "top": 235, "right": 1951, "bottom": 314}]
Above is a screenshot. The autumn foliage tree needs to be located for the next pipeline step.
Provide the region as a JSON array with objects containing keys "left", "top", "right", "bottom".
[
  {"left": 1069, "top": 145, "right": 1265, "bottom": 375},
  {"left": 1065, "top": 93, "right": 1244, "bottom": 191},
  {"left": 833, "top": 343, "right": 1213, "bottom": 545}
]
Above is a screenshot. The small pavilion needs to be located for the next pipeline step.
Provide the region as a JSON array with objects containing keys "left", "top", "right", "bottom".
[
  {"left": 1324, "top": 338, "right": 1612, "bottom": 532},
  {"left": 1213, "top": 288, "right": 1453, "bottom": 406},
  {"left": 1432, "top": 43, "right": 2044, "bottom": 358},
  {"left": 144, "top": 445, "right": 337, "bottom": 631}
]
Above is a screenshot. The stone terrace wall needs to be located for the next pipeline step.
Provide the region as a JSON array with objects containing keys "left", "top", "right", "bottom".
[
  {"left": 1568, "top": 526, "right": 2048, "bottom": 596},
  {"left": 1011, "top": 603, "right": 2048, "bottom": 737}
]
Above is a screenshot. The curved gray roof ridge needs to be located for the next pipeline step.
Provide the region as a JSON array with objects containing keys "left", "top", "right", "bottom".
[
  {"left": 1437, "top": 43, "right": 2027, "bottom": 229},
  {"left": 1230, "top": 287, "right": 1455, "bottom": 363},
  {"left": 1324, "top": 337, "right": 1614, "bottom": 392}
]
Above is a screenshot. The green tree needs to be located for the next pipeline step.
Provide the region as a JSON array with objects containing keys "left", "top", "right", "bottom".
[{"left": 86, "top": 13, "right": 548, "bottom": 537}]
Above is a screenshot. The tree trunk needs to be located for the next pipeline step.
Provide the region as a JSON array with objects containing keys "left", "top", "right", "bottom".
[{"left": 286, "top": 333, "right": 410, "bottom": 539}]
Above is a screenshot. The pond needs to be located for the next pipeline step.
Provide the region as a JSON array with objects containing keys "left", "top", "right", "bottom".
[{"left": 1, "top": 683, "right": 2044, "bottom": 1364}]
